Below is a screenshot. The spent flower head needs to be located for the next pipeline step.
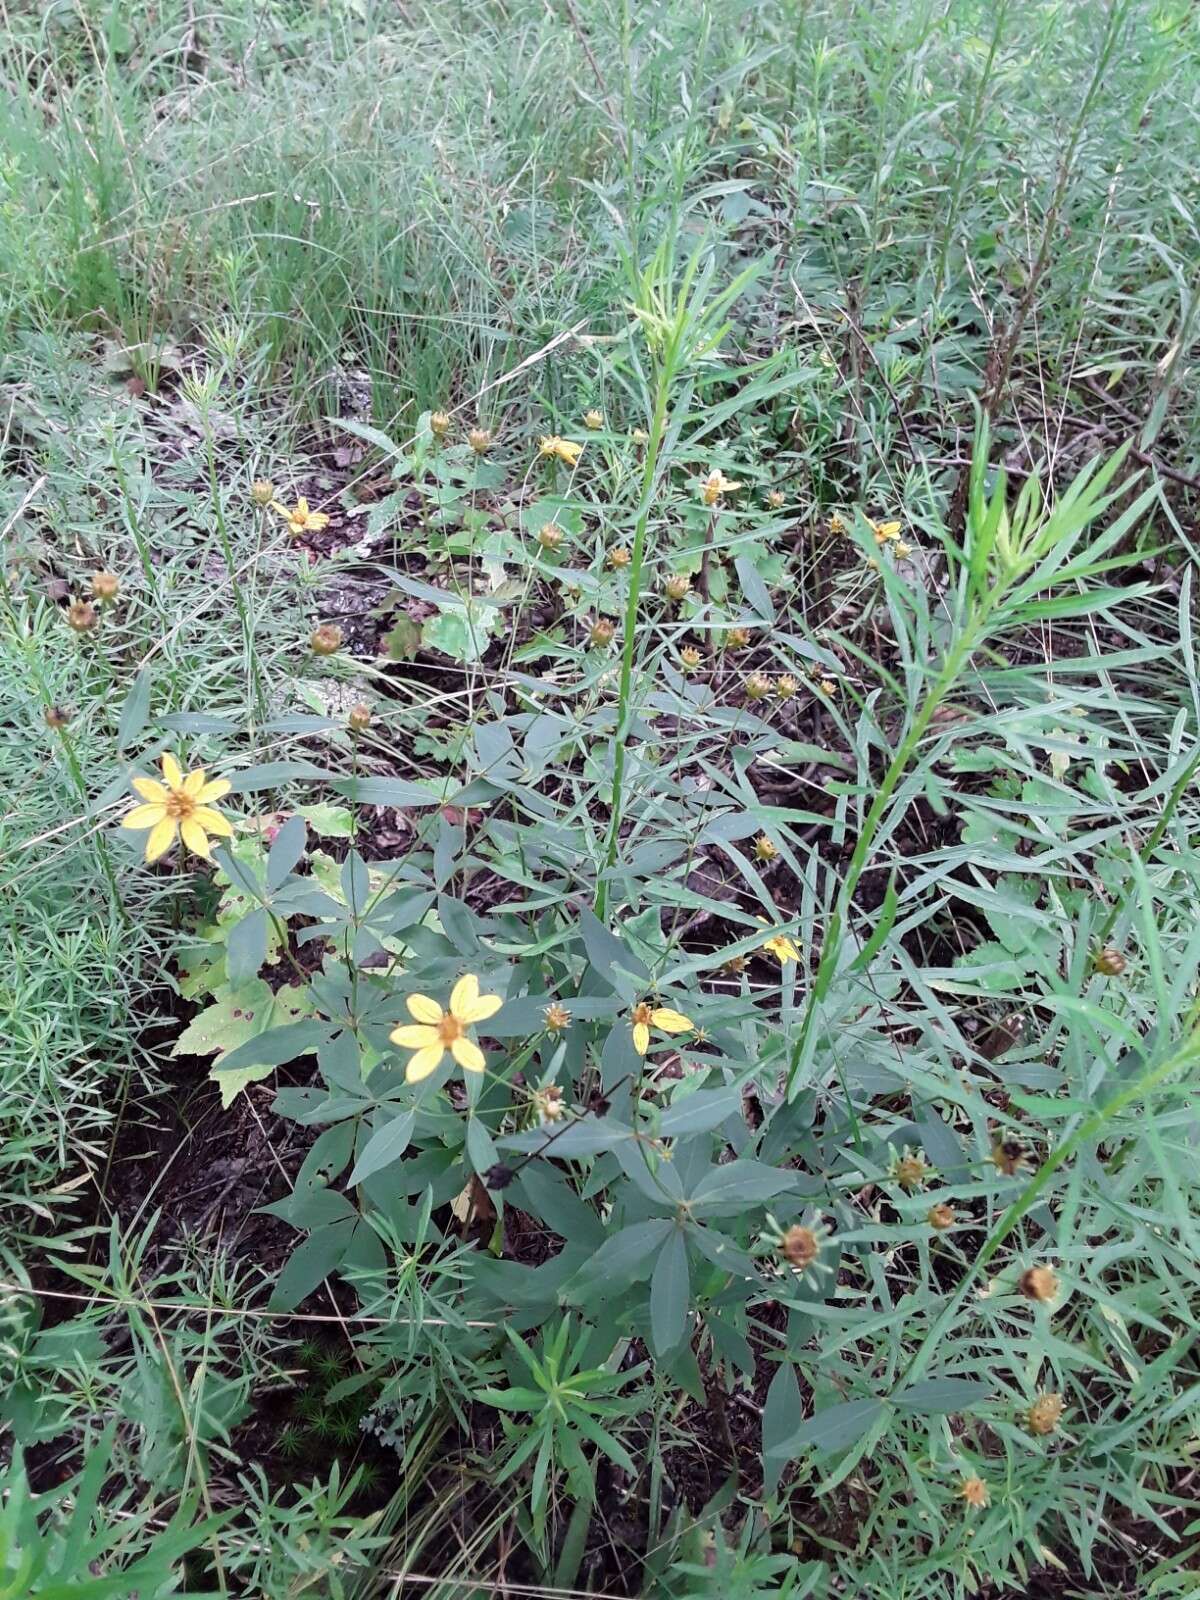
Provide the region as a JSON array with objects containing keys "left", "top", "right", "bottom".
[
  {"left": 664, "top": 574, "right": 691, "bottom": 603},
  {"left": 583, "top": 409, "right": 603, "bottom": 430},
  {"left": 891, "top": 1148, "right": 930, "bottom": 1192},
  {"left": 468, "top": 427, "right": 493, "bottom": 455},
  {"left": 310, "top": 624, "right": 343, "bottom": 656},
  {"left": 774, "top": 673, "right": 798, "bottom": 700},
  {"left": 543, "top": 1002, "right": 572, "bottom": 1034},
  {"left": 589, "top": 617, "right": 616, "bottom": 648},
  {"left": 745, "top": 671, "right": 771, "bottom": 701},
  {"left": 679, "top": 645, "right": 703, "bottom": 672},
  {"left": 1019, "top": 1265, "right": 1059, "bottom": 1304},
  {"left": 67, "top": 599, "right": 98, "bottom": 633},
  {"left": 537, "top": 522, "right": 563, "bottom": 551},
  {"left": 429, "top": 410, "right": 451, "bottom": 438},
  {"left": 348, "top": 703, "right": 372, "bottom": 733},
  {"left": 754, "top": 834, "right": 779, "bottom": 863},
  {"left": 121, "top": 754, "right": 233, "bottom": 863},
  {"left": 928, "top": 1202, "right": 956, "bottom": 1231},
  {"left": 958, "top": 1476, "right": 990, "bottom": 1511},
  {"left": 1028, "top": 1392, "right": 1065, "bottom": 1436},
  {"left": 607, "top": 545, "right": 631, "bottom": 569},
  {"left": 91, "top": 570, "right": 120, "bottom": 602},
  {"left": 251, "top": 479, "right": 275, "bottom": 507}
]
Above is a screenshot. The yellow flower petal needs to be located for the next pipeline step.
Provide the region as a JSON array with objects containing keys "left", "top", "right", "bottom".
[
  {"left": 460, "top": 991, "right": 502, "bottom": 1024},
  {"left": 405, "top": 1044, "right": 446, "bottom": 1083},
  {"left": 193, "top": 806, "right": 233, "bottom": 837},
  {"left": 407, "top": 994, "right": 443, "bottom": 1025},
  {"left": 179, "top": 817, "right": 213, "bottom": 859},
  {"left": 122, "top": 803, "right": 168, "bottom": 830},
  {"left": 451, "top": 1035, "right": 486, "bottom": 1073},
  {"left": 295, "top": 498, "right": 310, "bottom": 516},
  {"left": 145, "top": 815, "right": 178, "bottom": 862},
  {"left": 131, "top": 777, "right": 167, "bottom": 802},
  {"left": 390, "top": 1024, "right": 441, "bottom": 1049},
  {"left": 161, "top": 754, "right": 184, "bottom": 789},
  {"left": 308, "top": 511, "right": 331, "bottom": 531},
  {"left": 195, "top": 778, "right": 232, "bottom": 803},
  {"left": 632, "top": 1021, "right": 651, "bottom": 1055},
  {"left": 449, "top": 973, "right": 480, "bottom": 1020},
  {"left": 182, "top": 768, "right": 207, "bottom": 797},
  {"left": 651, "top": 1008, "right": 692, "bottom": 1034}
]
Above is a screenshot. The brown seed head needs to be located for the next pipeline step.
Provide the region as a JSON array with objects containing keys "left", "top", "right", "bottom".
[
  {"left": 1027, "top": 1392, "right": 1065, "bottom": 1436},
  {"left": 780, "top": 1225, "right": 820, "bottom": 1271},
  {"left": 927, "top": 1202, "right": 956, "bottom": 1231},
  {"left": 664, "top": 574, "right": 691, "bottom": 603},
  {"left": 991, "top": 1138, "right": 1026, "bottom": 1177},
  {"left": 348, "top": 703, "right": 372, "bottom": 733},
  {"left": 959, "top": 1476, "right": 990, "bottom": 1510},
  {"left": 251, "top": 479, "right": 275, "bottom": 506},
  {"left": 1094, "top": 945, "right": 1126, "bottom": 977},
  {"left": 43, "top": 704, "right": 72, "bottom": 731},
  {"left": 745, "top": 671, "right": 772, "bottom": 701},
  {"left": 66, "top": 599, "right": 98, "bottom": 633},
  {"left": 310, "top": 624, "right": 343, "bottom": 656},
  {"left": 91, "top": 570, "right": 120, "bottom": 602},
  {"left": 537, "top": 522, "right": 563, "bottom": 551},
  {"left": 1019, "top": 1265, "right": 1059, "bottom": 1304},
  {"left": 724, "top": 953, "right": 747, "bottom": 975},
  {"left": 468, "top": 427, "right": 493, "bottom": 455},
  {"left": 430, "top": 410, "right": 451, "bottom": 438},
  {"left": 894, "top": 1153, "right": 930, "bottom": 1192},
  {"left": 774, "top": 673, "right": 798, "bottom": 700},
  {"left": 589, "top": 617, "right": 616, "bottom": 648},
  {"left": 543, "top": 1003, "right": 572, "bottom": 1034},
  {"left": 607, "top": 545, "right": 631, "bottom": 569},
  {"left": 726, "top": 626, "right": 751, "bottom": 651}
]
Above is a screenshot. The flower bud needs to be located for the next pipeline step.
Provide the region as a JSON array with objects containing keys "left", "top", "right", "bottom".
[
  {"left": 430, "top": 410, "right": 451, "bottom": 438},
  {"left": 91, "top": 570, "right": 120, "bottom": 602},
  {"left": 664, "top": 573, "right": 691, "bottom": 603},
  {"left": 468, "top": 427, "right": 493, "bottom": 455},
  {"left": 66, "top": 599, "right": 98, "bottom": 633},
  {"left": 348, "top": 702, "right": 372, "bottom": 732},
  {"left": 631, "top": 428, "right": 649, "bottom": 445},
  {"left": 310, "top": 623, "right": 343, "bottom": 656},
  {"left": 537, "top": 522, "right": 563, "bottom": 551},
  {"left": 1093, "top": 945, "right": 1126, "bottom": 976},
  {"left": 589, "top": 617, "right": 615, "bottom": 648},
  {"left": 766, "top": 490, "right": 785, "bottom": 509},
  {"left": 1019, "top": 1265, "right": 1059, "bottom": 1303},
  {"left": 745, "top": 672, "right": 771, "bottom": 701},
  {"left": 251, "top": 479, "right": 275, "bottom": 506},
  {"left": 893, "top": 1153, "right": 929, "bottom": 1192},
  {"left": 726, "top": 626, "right": 750, "bottom": 651},
  {"left": 927, "top": 1202, "right": 955, "bottom": 1231}
]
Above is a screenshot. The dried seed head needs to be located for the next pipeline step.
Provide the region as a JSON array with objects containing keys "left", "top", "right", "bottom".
[
  {"left": 43, "top": 704, "right": 71, "bottom": 730},
  {"left": 725, "top": 626, "right": 751, "bottom": 651},
  {"left": 66, "top": 599, "right": 98, "bottom": 633},
  {"left": 1019, "top": 1265, "right": 1059, "bottom": 1304},
  {"left": 583, "top": 409, "right": 603, "bottom": 430},
  {"left": 828, "top": 512, "right": 847, "bottom": 535},
  {"left": 533, "top": 1084, "right": 566, "bottom": 1124},
  {"left": 348, "top": 703, "right": 372, "bottom": 733},
  {"left": 893, "top": 1152, "right": 930, "bottom": 1192},
  {"left": 429, "top": 410, "right": 451, "bottom": 438},
  {"left": 679, "top": 645, "right": 703, "bottom": 671},
  {"left": 91, "top": 570, "right": 120, "bottom": 602},
  {"left": 991, "top": 1138, "right": 1027, "bottom": 1177},
  {"left": 607, "top": 545, "right": 631, "bottom": 569},
  {"left": 664, "top": 573, "right": 691, "bottom": 603},
  {"left": 589, "top": 617, "right": 616, "bottom": 648},
  {"left": 1027, "top": 1392, "right": 1065, "bottom": 1436},
  {"left": 630, "top": 427, "right": 649, "bottom": 445},
  {"left": 468, "top": 427, "right": 493, "bottom": 455},
  {"left": 927, "top": 1202, "right": 956, "bottom": 1231},
  {"left": 894, "top": 540, "right": 912, "bottom": 558},
  {"left": 543, "top": 1002, "right": 571, "bottom": 1033},
  {"left": 780, "top": 1225, "right": 820, "bottom": 1270},
  {"left": 817, "top": 678, "right": 838, "bottom": 696},
  {"left": 745, "top": 671, "right": 772, "bottom": 701},
  {"left": 537, "top": 522, "right": 563, "bottom": 551},
  {"left": 754, "top": 834, "right": 779, "bottom": 863},
  {"left": 958, "top": 1476, "right": 990, "bottom": 1510},
  {"left": 310, "top": 623, "right": 343, "bottom": 656},
  {"left": 774, "top": 673, "right": 798, "bottom": 700},
  {"left": 251, "top": 479, "right": 276, "bottom": 506},
  {"left": 1094, "top": 945, "right": 1126, "bottom": 977},
  {"left": 766, "top": 490, "right": 785, "bottom": 509},
  {"left": 724, "top": 953, "right": 747, "bottom": 975}
]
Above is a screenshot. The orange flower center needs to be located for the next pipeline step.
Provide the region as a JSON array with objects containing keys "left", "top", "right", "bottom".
[
  {"left": 437, "top": 1014, "right": 463, "bottom": 1044},
  {"left": 631, "top": 1002, "right": 653, "bottom": 1027},
  {"left": 164, "top": 790, "right": 196, "bottom": 820}
]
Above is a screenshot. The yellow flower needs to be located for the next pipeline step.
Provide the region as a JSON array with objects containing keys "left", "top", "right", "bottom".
[
  {"left": 629, "top": 999, "right": 693, "bottom": 1056},
  {"left": 538, "top": 435, "right": 584, "bottom": 467},
  {"left": 121, "top": 753, "right": 234, "bottom": 863},
  {"left": 270, "top": 496, "right": 331, "bottom": 535},
  {"left": 701, "top": 468, "right": 742, "bottom": 506},
  {"left": 758, "top": 919, "right": 800, "bottom": 964},
  {"left": 389, "top": 974, "right": 503, "bottom": 1083},
  {"left": 870, "top": 519, "right": 902, "bottom": 544}
]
